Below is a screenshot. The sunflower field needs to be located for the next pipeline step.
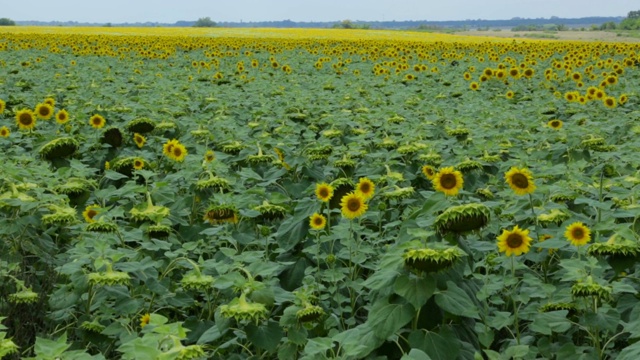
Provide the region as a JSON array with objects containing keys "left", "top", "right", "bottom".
[{"left": 2, "top": 26, "right": 640, "bottom": 359}]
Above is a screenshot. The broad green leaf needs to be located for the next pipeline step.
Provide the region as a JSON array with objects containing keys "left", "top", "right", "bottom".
[
  {"left": 401, "top": 349, "right": 433, "bottom": 360},
  {"left": 367, "top": 298, "right": 415, "bottom": 339},
  {"left": 434, "top": 281, "right": 480, "bottom": 319},
  {"left": 529, "top": 310, "right": 571, "bottom": 335},
  {"left": 408, "top": 330, "right": 460, "bottom": 360},
  {"left": 394, "top": 274, "right": 436, "bottom": 309},
  {"left": 246, "top": 320, "right": 284, "bottom": 352}
]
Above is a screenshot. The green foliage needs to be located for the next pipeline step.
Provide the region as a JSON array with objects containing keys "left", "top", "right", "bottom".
[
  {"left": 0, "top": 18, "right": 15, "bottom": 26},
  {"left": 193, "top": 17, "right": 216, "bottom": 28}
]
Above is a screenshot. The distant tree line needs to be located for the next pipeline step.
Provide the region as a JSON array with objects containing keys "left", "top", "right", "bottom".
[
  {"left": 618, "top": 10, "right": 640, "bottom": 29},
  {"left": 193, "top": 17, "right": 216, "bottom": 27},
  {"left": 0, "top": 18, "right": 15, "bottom": 26}
]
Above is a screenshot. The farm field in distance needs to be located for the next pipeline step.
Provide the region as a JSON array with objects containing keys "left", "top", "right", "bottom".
[{"left": 2, "top": 26, "right": 640, "bottom": 359}]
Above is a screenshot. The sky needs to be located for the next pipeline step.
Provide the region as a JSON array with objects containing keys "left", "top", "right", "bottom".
[{"left": 4, "top": 0, "right": 639, "bottom": 23}]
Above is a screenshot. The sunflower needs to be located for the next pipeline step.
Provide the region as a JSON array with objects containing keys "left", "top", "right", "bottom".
[
  {"left": 140, "top": 313, "right": 151, "bottom": 328},
  {"left": 82, "top": 205, "right": 100, "bottom": 223},
  {"left": 309, "top": 213, "right": 327, "bottom": 230},
  {"left": 163, "top": 139, "right": 179, "bottom": 157},
  {"left": 15, "top": 109, "right": 36, "bottom": 130},
  {"left": 133, "top": 158, "right": 144, "bottom": 170},
  {"left": 355, "top": 177, "right": 375, "bottom": 200},
  {"left": 432, "top": 167, "right": 464, "bottom": 196},
  {"left": 315, "top": 182, "right": 334, "bottom": 202},
  {"left": 565, "top": 222, "right": 591, "bottom": 246},
  {"left": 204, "top": 150, "right": 215, "bottom": 163},
  {"left": 548, "top": 119, "right": 563, "bottom": 130},
  {"left": 89, "top": 114, "right": 106, "bottom": 129},
  {"left": 504, "top": 167, "right": 536, "bottom": 196},
  {"left": 469, "top": 82, "right": 479, "bottom": 91},
  {"left": 0, "top": 99, "right": 5, "bottom": 113},
  {"left": 497, "top": 225, "right": 532, "bottom": 256},
  {"left": 44, "top": 97, "right": 55, "bottom": 107},
  {"left": 603, "top": 96, "right": 616, "bottom": 109},
  {"left": 170, "top": 142, "right": 187, "bottom": 162},
  {"left": 340, "top": 192, "right": 368, "bottom": 219},
  {"left": 0, "top": 126, "right": 9, "bottom": 138},
  {"left": 619, "top": 94, "right": 628, "bottom": 105},
  {"left": 133, "top": 133, "right": 146, "bottom": 148},
  {"left": 55, "top": 109, "right": 70, "bottom": 124},
  {"left": 421, "top": 165, "right": 436, "bottom": 180},
  {"left": 35, "top": 103, "right": 53, "bottom": 120},
  {"left": 505, "top": 90, "right": 514, "bottom": 99}
]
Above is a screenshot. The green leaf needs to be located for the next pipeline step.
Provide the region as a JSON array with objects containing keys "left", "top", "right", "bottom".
[
  {"left": 529, "top": 310, "right": 571, "bottom": 335},
  {"left": 434, "top": 281, "right": 480, "bottom": 319},
  {"left": 394, "top": 274, "right": 436, "bottom": 309},
  {"left": 245, "top": 320, "right": 284, "bottom": 352},
  {"left": 619, "top": 342, "right": 640, "bottom": 360},
  {"left": 408, "top": 330, "right": 460, "bottom": 360},
  {"left": 401, "top": 349, "right": 433, "bottom": 360},
  {"left": 504, "top": 345, "right": 529, "bottom": 359},
  {"left": 197, "top": 324, "right": 222, "bottom": 344},
  {"left": 303, "top": 337, "right": 335, "bottom": 356},
  {"left": 367, "top": 298, "right": 415, "bottom": 339},
  {"left": 33, "top": 333, "right": 71, "bottom": 358},
  {"left": 275, "top": 198, "right": 316, "bottom": 251}
]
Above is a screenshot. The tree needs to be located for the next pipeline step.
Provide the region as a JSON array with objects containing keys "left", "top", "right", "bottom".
[
  {"left": 193, "top": 17, "right": 216, "bottom": 28},
  {"left": 0, "top": 18, "right": 16, "bottom": 26},
  {"left": 628, "top": 10, "right": 640, "bottom": 19}
]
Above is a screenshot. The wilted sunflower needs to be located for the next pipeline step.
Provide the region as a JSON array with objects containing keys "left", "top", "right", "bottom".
[
  {"left": 55, "top": 109, "right": 70, "bottom": 124},
  {"left": 35, "top": 103, "right": 53, "bottom": 120},
  {"left": 0, "top": 126, "right": 9, "bottom": 137},
  {"left": 497, "top": 225, "right": 532, "bottom": 257},
  {"left": 16, "top": 109, "right": 36, "bottom": 130},
  {"left": 203, "top": 204, "right": 238, "bottom": 224},
  {"left": 89, "top": 114, "right": 106, "bottom": 129},
  {"left": 505, "top": 167, "right": 536, "bottom": 196},
  {"left": 548, "top": 119, "right": 563, "bottom": 130},
  {"left": 565, "top": 222, "right": 591, "bottom": 246},
  {"left": 340, "top": 192, "right": 368, "bottom": 219},
  {"left": 309, "top": 212, "right": 326, "bottom": 230},
  {"left": 133, "top": 133, "right": 146, "bottom": 148},
  {"left": 432, "top": 167, "right": 464, "bottom": 196},
  {"left": 355, "top": 177, "right": 375, "bottom": 200},
  {"left": 82, "top": 205, "right": 100, "bottom": 223},
  {"left": 315, "top": 182, "right": 334, "bottom": 202}
]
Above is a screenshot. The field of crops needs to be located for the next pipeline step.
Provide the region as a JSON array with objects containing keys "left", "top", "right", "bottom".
[{"left": 2, "top": 26, "right": 640, "bottom": 359}]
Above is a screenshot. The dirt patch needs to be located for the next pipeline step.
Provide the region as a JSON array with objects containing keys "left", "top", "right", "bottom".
[{"left": 458, "top": 30, "right": 640, "bottom": 42}]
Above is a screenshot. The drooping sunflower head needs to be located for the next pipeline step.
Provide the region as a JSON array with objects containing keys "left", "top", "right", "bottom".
[
  {"left": 548, "top": 119, "right": 563, "bottom": 130},
  {"left": 101, "top": 127, "right": 123, "bottom": 148},
  {"left": 35, "top": 103, "right": 53, "bottom": 120},
  {"left": 309, "top": 212, "right": 327, "bottom": 230},
  {"left": 126, "top": 117, "right": 156, "bottom": 134},
  {"left": 340, "top": 191, "right": 368, "bottom": 220},
  {"left": 504, "top": 167, "right": 536, "bottom": 196},
  {"left": 403, "top": 246, "right": 464, "bottom": 273},
  {"left": 435, "top": 203, "right": 491, "bottom": 235},
  {"left": 146, "top": 223, "right": 172, "bottom": 239},
  {"left": 315, "top": 182, "right": 334, "bottom": 202},
  {"left": 296, "top": 304, "right": 325, "bottom": 323},
  {"left": 89, "top": 114, "right": 106, "bottom": 129},
  {"left": 565, "top": 222, "right": 591, "bottom": 246},
  {"left": 203, "top": 204, "right": 239, "bottom": 225},
  {"left": 497, "top": 225, "right": 532, "bottom": 257},
  {"left": 55, "top": 109, "right": 70, "bottom": 124},
  {"left": 16, "top": 109, "right": 36, "bottom": 130},
  {"left": 355, "top": 177, "right": 375, "bottom": 200},
  {"left": 253, "top": 201, "right": 287, "bottom": 221},
  {"left": 39, "top": 137, "right": 79, "bottom": 160},
  {"left": 432, "top": 167, "right": 464, "bottom": 196}
]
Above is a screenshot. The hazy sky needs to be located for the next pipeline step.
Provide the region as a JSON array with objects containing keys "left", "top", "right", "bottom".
[{"left": 5, "top": 0, "right": 638, "bottom": 23}]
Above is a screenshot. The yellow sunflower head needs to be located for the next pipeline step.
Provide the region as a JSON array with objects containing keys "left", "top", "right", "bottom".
[
  {"left": 315, "top": 182, "right": 334, "bottom": 202},
  {"left": 89, "top": 114, "right": 106, "bottom": 129},
  {"left": 548, "top": 119, "right": 563, "bottom": 130},
  {"left": 432, "top": 167, "right": 464, "bottom": 196},
  {"left": 0, "top": 126, "right": 9, "bottom": 138},
  {"left": 140, "top": 313, "right": 151, "bottom": 328},
  {"left": 133, "top": 158, "right": 144, "bottom": 170},
  {"left": 497, "top": 225, "right": 532, "bottom": 257},
  {"left": 170, "top": 143, "right": 188, "bottom": 162},
  {"left": 504, "top": 167, "right": 536, "bottom": 196},
  {"left": 340, "top": 192, "right": 368, "bottom": 220},
  {"left": 421, "top": 165, "right": 436, "bottom": 180},
  {"left": 35, "top": 103, "right": 53, "bottom": 120},
  {"left": 355, "top": 177, "right": 375, "bottom": 200},
  {"left": 44, "top": 97, "right": 56, "bottom": 107},
  {"left": 16, "top": 109, "right": 37, "bottom": 130},
  {"left": 55, "top": 109, "right": 70, "bottom": 124},
  {"left": 565, "top": 222, "right": 591, "bottom": 246},
  {"left": 133, "top": 133, "right": 146, "bottom": 148},
  {"left": 309, "top": 212, "right": 327, "bottom": 230},
  {"left": 163, "top": 139, "right": 179, "bottom": 157},
  {"left": 82, "top": 205, "right": 101, "bottom": 223}
]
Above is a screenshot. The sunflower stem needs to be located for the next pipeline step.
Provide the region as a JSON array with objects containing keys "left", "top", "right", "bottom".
[
  {"left": 511, "top": 256, "right": 521, "bottom": 345},
  {"left": 597, "top": 166, "right": 605, "bottom": 242},
  {"left": 528, "top": 194, "right": 539, "bottom": 241}
]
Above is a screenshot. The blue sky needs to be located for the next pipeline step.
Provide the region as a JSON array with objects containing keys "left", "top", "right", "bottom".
[{"left": 5, "top": 0, "right": 638, "bottom": 23}]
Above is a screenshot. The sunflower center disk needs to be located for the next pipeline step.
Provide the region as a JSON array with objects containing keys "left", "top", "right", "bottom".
[
  {"left": 572, "top": 229, "right": 584, "bottom": 239},
  {"left": 440, "top": 174, "right": 458, "bottom": 189},
  {"left": 347, "top": 199, "right": 361, "bottom": 212},
  {"left": 511, "top": 174, "right": 529, "bottom": 189},
  {"left": 506, "top": 233, "right": 523, "bottom": 248}
]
